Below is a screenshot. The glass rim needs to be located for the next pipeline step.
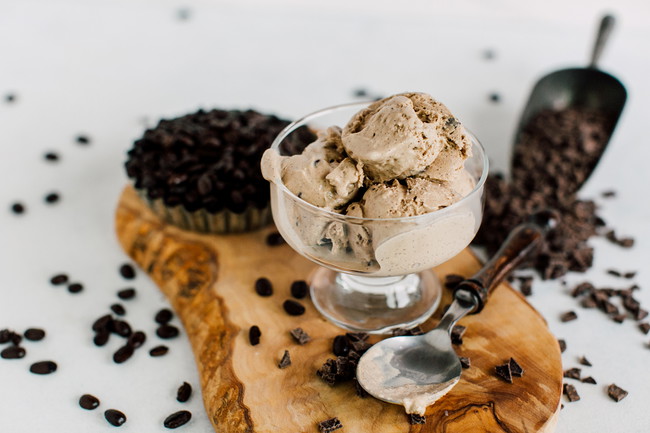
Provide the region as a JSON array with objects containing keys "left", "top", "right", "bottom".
[{"left": 268, "top": 101, "right": 489, "bottom": 223}]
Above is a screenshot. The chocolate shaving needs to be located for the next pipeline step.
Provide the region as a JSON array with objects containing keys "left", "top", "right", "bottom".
[
  {"left": 560, "top": 311, "right": 578, "bottom": 322},
  {"left": 563, "top": 383, "right": 580, "bottom": 402},
  {"left": 277, "top": 350, "right": 291, "bottom": 369}
]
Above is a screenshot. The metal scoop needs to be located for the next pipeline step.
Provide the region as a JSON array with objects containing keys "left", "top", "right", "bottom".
[
  {"left": 356, "top": 211, "right": 557, "bottom": 414},
  {"left": 514, "top": 15, "right": 627, "bottom": 185}
]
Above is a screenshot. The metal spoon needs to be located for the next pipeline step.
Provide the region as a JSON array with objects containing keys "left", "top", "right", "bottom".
[{"left": 356, "top": 210, "right": 557, "bottom": 415}]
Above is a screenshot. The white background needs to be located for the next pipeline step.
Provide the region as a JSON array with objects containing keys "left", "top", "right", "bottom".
[{"left": 1, "top": 0, "right": 649, "bottom": 431}]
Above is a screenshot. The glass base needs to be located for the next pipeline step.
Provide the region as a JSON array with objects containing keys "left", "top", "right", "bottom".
[{"left": 309, "top": 268, "right": 442, "bottom": 334}]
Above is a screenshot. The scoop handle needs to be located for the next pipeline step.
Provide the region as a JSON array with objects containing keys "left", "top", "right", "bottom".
[
  {"left": 590, "top": 14, "right": 615, "bottom": 68},
  {"left": 453, "top": 210, "right": 558, "bottom": 314}
]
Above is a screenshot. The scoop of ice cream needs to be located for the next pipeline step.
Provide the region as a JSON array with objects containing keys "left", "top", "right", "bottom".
[
  {"left": 345, "top": 202, "right": 374, "bottom": 263},
  {"left": 261, "top": 126, "right": 364, "bottom": 210},
  {"left": 341, "top": 93, "right": 470, "bottom": 182}
]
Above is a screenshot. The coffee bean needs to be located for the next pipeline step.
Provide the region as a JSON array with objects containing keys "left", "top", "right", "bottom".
[
  {"left": 93, "top": 331, "right": 110, "bottom": 347},
  {"left": 29, "top": 361, "right": 57, "bottom": 375},
  {"left": 149, "top": 345, "right": 169, "bottom": 357},
  {"left": 155, "top": 308, "right": 173, "bottom": 324},
  {"left": 76, "top": 135, "right": 91, "bottom": 145},
  {"left": 50, "top": 274, "right": 69, "bottom": 285},
  {"left": 265, "top": 232, "right": 285, "bottom": 246},
  {"left": 332, "top": 335, "right": 350, "bottom": 357},
  {"left": 127, "top": 331, "right": 146, "bottom": 348},
  {"left": 0, "top": 329, "right": 10, "bottom": 344},
  {"left": 1, "top": 346, "right": 26, "bottom": 359},
  {"left": 290, "top": 280, "right": 309, "bottom": 299},
  {"left": 157, "top": 325, "right": 179, "bottom": 339},
  {"left": 249, "top": 325, "right": 261, "bottom": 346},
  {"left": 113, "top": 345, "right": 134, "bottom": 363},
  {"left": 104, "top": 409, "right": 126, "bottom": 426},
  {"left": 255, "top": 278, "right": 273, "bottom": 297},
  {"left": 92, "top": 314, "right": 113, "bottom": 332},
  {"left": 79, "top": 394, "right": 100, "bottom": 410},
  {"left": 117, "top": 288, "right": 136, "bottom": 300},
  {"left": 112, "top": 320, "right": 132, "bottom": 337},
  {"left": 68, "top": 283, "right": 84, "bottom": 293},
  {"left": 24, "top": 328, "right": 45, "bottom": 341},
  {"left": 163, "top": 410, "right": 192, "bottom": 429},
  {"left": 9, "top": 331, "right": 22, "bottom": 345},
  {"left": 44, "top": 192, "right": 60, "bottom": 204},
  {"left": 110, "top": 304, "right": 126, "bottom": 316},
  {"left": 283, "top": 299, "right": 305, "bottom": 316},
  {"left": 119, "top": 263, "right": 136, "bottom": 280},
  {"left": 44, "top": 152, "right": 60, "bottom": 162},
  {"left": 10, "top": 202, "right": 25, "bottom": 214},
  {"left": 176, "top": 382, "right": 192, "bottom": 403}
]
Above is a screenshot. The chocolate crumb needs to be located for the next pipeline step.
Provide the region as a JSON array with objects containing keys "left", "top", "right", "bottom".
[
  {"left": 318, "top": 417, "right": 343, "bottom": 433},
  {"left": 79, "top": 394, "right": 100, "bottom": 410},
  {"left": 1, "top": 346, "right": 26, "bottom": 359},
  {"left": 563, "top": 383, "right": 580, "bottom": 402},
  {"left": 76, "top": 135, "right": 91, "bottom": 145},
  {"left": 639, "top": 322, "right": 650, "bottom": 335},
  {"left": 489, "top": 92, "right": 501, "bottom": 103},
  {"left": 266, "top": 232, "right": 285, "bottom": 246},
  {"left": 110, "top": 304, "right": 126, "bottom": 316},
  {"left": 5, "top": 93, "right": 16, "bottom": 103},
  {"left": 495, "top": 363, "right": 512, "bottom": 383},
  {"left": 290, "top": 328, "right": 311, "bottom": 345},
  {"left": 44, "top": 152, "right": 60, "bottom": 162},
  {"left": 560, "top": 311, "right": 578, "bottom": 322},
  {"left": 283, "top": 299, "right": 305, "bottom": 316},
  {"left": 249, "top": 325, "right": 261, "bottom": 346},
  {"left": 563, "top": 368, "right": 581, "bottom": 380},
  {"left": 572, "top": 282, "right": 594, "bottom": 297},
  {"left": 578, "top": 356, "right": 592, "bottom": 367},
  {"left": 104, "top": 409, "right": 126, "bottom": 427},
  {"left": 459, "top": 357, "right": 471, "bottom": 369},
  {"left": 154, "top": 308, "right": 173, "bottom": 324},
  {"left": 607, "top": 384, "right": 628, "bottom": 402},
  {"left": 450, "top": 325, "right": 466, "bottom": 345},
  {"left": 408, "top": 414, "right": 426, "bottom": 425},
  {"left": 278, "top": 350, "right": 291, "bottom": 369},
  {"left": 509, "top": 358, "right": 524, "bottom": 377},
  {"left": 581, "top": 376, "right": 597, "bottom": 384},
  {"left": 255, "top": 278, "right": 273, "bottom": 297},
  {"left": 156, "top": 324, "right": 179, "bottom": 339},
  {"left": 558, "top": 339, "right": 567, "bottom": 353}
]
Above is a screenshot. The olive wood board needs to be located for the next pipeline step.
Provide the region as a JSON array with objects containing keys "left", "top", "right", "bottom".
[{"left": 115, "top": 186, "right": 562, "bottom": 433}]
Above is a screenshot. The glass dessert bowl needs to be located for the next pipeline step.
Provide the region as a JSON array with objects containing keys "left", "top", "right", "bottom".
[{"left": 265, "top": 101, "right": 488, "bottom": 334}]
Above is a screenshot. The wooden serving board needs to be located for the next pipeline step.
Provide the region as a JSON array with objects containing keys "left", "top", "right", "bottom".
[{"left": 115, "top": 186, "right": 562, "bottom": 433}]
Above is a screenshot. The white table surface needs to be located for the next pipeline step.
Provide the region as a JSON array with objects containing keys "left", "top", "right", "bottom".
[{"left": 1, "top": 1, "right": 649, "bottom": 431}]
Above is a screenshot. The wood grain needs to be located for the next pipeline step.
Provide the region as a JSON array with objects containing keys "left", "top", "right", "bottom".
[{"left": 115, "top": 186, "right": 562, "bottom": 433}]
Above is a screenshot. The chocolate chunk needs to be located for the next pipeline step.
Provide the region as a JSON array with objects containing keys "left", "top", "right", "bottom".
[
  {"left": 495, "top": 363, "right": 512, "bottom": 383},
  {"left": 290, "top": 328, "right": 311, "bottom": 345},
  {"left": 408, "top": 414, "right": 426, "bottom": 425},
  {"left": 278, "top": 350, "right": 291, "bottom": 369},
  {"left": 332, "top": 335, "right": 349, "bottom": 357},
  {"left": 29, "top": 360, "right": 57, "bottom": 375},
  {"left": 79, "top": 394, "right": 100, "bottom": 410},
  {"left": 1, "top": 346, "right": 26, "bottom": 359},
  {"left": 156, "top": 324, "right": 179, "bottom": 339},
  {"left": 509, "top": 358, "right": 524, "bottom": 377},
  {"left": 44, "top": 192, "right": 60, "bottom": 204},
  {"left": 104, "top": 409, "right": 126, "bottom": 426},
  {"left": 149, "top": 345, "right": 169, "bottom": 357},
  {"left": 249, "top": 325, "right": 261, "bottom": 346},
  {"left": 255, "top": 278, "right": 273, "bottom": 297},
  {"left": 155, "top": 308, "right": 173, "bottom": 324},
  {"left": 110, "top": 304, "right": 126, "bottom": 316},
  {"left": 10, "top": 202, "right": 25, "bottom": 214},
  {"left": 50, "top": 274, "right": 69, "bottom": 285},
  {"left": 558, "top": 339, "right": 567, "bottom": 353},
  {"left": 563, "top": 383, "right": 580, "bottom": 402},
  {"left": 67, "top": 283, "right": 83, "bottom": 294},
  {"left": 634, "top": 309, "right": 649, "bottom": 321},
  {"left": 117, "top": 288, "right": 136, "bottom": 300},
  {"left": 349, "top": 339, "right": 371, "bottom": 354},
  {"left": 611, "top": 313, "right": 626, "bottom": 324},
  {"left": 164, "top": 410, "right": 192, "bottom": 429},
  {"left": 113, "top": 345, "right": 134, "bottom": 363},
  {"left": 317, "top": 359, "right": 338, "bottom": 386},
  {"left": 391, "top": 326, "right": 424, "bottom": 337},
  {"left": 639, "top": 322, "right": 650, "bottom": 335},
  {"left": 459, "top": 357, "right": 471, "bottom": 369},
  {"left": 266, "top": 232, "right": 285, "bottom": 246},
  {"left": 283, "top": 299, "right": 305, "bottom": 316},
  {"left": 318, "top": 417, "right": 343, "bottom": 433},
  {"left": 607, "top": 384, "right": 628, "bottom": 402},
  {"left": 578, "top": 356, "right": 592, "bottom": 367},
  {"left": 581, "top": 297, "right": 597, "bottom": 309},
  {"left": 560, "top": 311, "right": 578, "bottom": 322},
  {"left": 581, "top": 376, "right": 597, "bottom": 384},
  {"left": 572, "top": 282, "right": 594, "bottom": 297},
  {"left": 127, "top": 331, "right": 146, "bottom": 348},
  {"left": 563, "top": 368, "right": 581, "bottom": 380},
  {"left": 119, "top": 263, "right": 136, "bottom": 280},
  {"left": 290, "top": 280, "right": 309, "bottom": 299},
  {"left": 24, "top": 328, "right": 45, "bottom": 341},
  {"left": 451, "top": 325, "right": 466, "bottom": 345},
  {"left": 444, "top": 274, "right": 464, "bottom": 289},
  {"left": 177, "top": 382, "right": 192, "bottom": 403}
]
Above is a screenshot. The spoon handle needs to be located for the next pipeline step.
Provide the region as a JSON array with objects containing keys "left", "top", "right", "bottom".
[
  {"left": 590, "top": 15, "right": 615, "bottom": 68},
  {"left": 454, "top": 210, "right": 558, "bottom": 314}
]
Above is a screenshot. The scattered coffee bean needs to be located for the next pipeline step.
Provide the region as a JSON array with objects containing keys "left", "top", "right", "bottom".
[
  {"left": 10, "top": 202, "right": 25, "bottom": 214},
  {"left": 558, "top": 339, "right": 567, "bottom": 353},
  {"left": 149, "top": 345, "right": 169, "bottom": 357},
  {"left": 489, "top": 92, "right": 501, "bottom": 103},
  {"left": 0, "top": 329, "right": 10, "bottom": 344},
  {"left": 265, "top": 232, "right": 285, "bottom": 246},
  {"left": 44, "top": 192, "right": 60, "bottom": 204},
  {"left": 67, "top": 283, "right": 84, "bottom": 293},
  {"left": 24, "top": 328, "right": 45, "bottom": 341},
  {"left": 9, "top": 332, "right": 22, "bottom": 345},
  {"left": 459, "top": 357, "right": 471, "bottom": 369},
  {"left": 44, "top": 152, "right": 60, "bottom": 162},
  {"left": 93, "top": 331, "right": 110, "bottom": 347},
  {"left": 318, "top": 417, "right": 343, "bottom": 433},
  {"left": 117, "top": 288, "right": 136, "bottom": 300},
  {"left": 76, "top": 135, "right": 91, "bottom": 145},
  {"left": 50, "top": 274, "right": 69, "bottom": 286},
  {"left": 290, "top": 328, "right": 311, "bottom": 345},
  {"left": 255, "top": 278, "right": 273, "bottom": 297},
  {"left": 127, "top": 331, "right": 146, "bottom": 348},
  {"left": 607, "top": 269, "right": 622, "bottom": 277},
  {"left": 155, "top": 308, "right": 173, "bottom": 324},
  {"left": 104, "top": 409, "right": 126, "bottom": 426},
  {"left": 444, "top": 274, "right": 464, "bottom": 289},
  {"left": 563, "top": 383, "right": 580, "bottom": 402},
  {"left": 112, "top": 320, "right": 132, "bottom": 338},
  {"left": 110, "top": 304, "right": 126, "bottom": 316},
  {"left": 1, "top": 346, "right": 26, "bottom": 359},
  {"left": 119, "top": 263, "right": 136, "bottom": 280},
  {"left": 92, "top": 314, "right": 113, "bottom": 332},
  {"left": 353, "top": 88, "right": 369, "bottom": 97},
  {"left": 581, "top": 376, "right": 597, "bottom": 385},
  {"left": 79, "top": 394, "right": 100, "bottom": 410},
  {"left": 560, "top": 311, "right": 578, "bottom": 322},
  {"left": 495, "top": 362, "right": 512, "bottom": 383},
  {"left": 29, "top": 360, "right": 57, "bottom": 375},
  {"left": 283, "top": 299, "right": 306, "bottom": 316},
  {"left": 509, "top": 358, "right": 524, "bottom": 377},
  {"left": 248, "top": 325, "right": 261, "bottom": 346},
  {"left": 278, "top": 350, "right": 291, "bottom": 369},
  {"left": 482, "top": 49, "right": 496, "bottom": 60},
  {"left": 176, "top": 382, "right": 192, "bottom": 403},
  {"left": 623, "top": 271, "right": 636, "bottom": 279},
  {"left": 607, "top": 384, "right": 628, "bottom": 402},
  {"left": 5, "top": 93, "right": 16, "bottom": 103},
  {"left": 332, "top": 335, "right": 349, "bottom": 357},
  {"left": 157, "top": 324, "right": 179, "bottom": 339},
  {"left": 578, "top": 356, "right": 592, "bottom": 367},
  {"left": 639, "top": 322, "right": 650, "bottom": 335},
  {"left": 601, "top": 190, "right": 616, "bottom": 198},
  {"left": 164, "top": 410, "right": 192, "bottom": 429},
  {"left": 113, "top": 345, "right": 134, "bottom": 364},
  {"left": 450, "top": 325, "right": 466, "bottom": 345},
  {"left": 290, "top": 280, "right": 309, "bottom": 299},
  {"left": 563, "top": 368, "right": 581, "bottom": 380}
]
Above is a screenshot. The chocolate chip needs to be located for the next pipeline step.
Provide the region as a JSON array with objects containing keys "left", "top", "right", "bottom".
[
  {"left": 560, "top": 311, "right": 578, "bottom": 322},
  {"left": 24, "top": 328, "right": 45, "bottom": 341},
  {"left": 176, "top": 382, "right": 192, "bottom": 403},
  {"left": 558, "top": 339, "right": 567, "bottom": 353},
  {"left": 248, "top": 325, "right": 261, "bottom": 346},
  {"left": 290, "top": 280, "right": 309, "bottom": 299},
  {"left": 265, "top": 232, "right": 285, "bottom": 246},
  {"left": 110, "top": 304, "right": 126, "bottom": 316},
  {"left": 581, "top": 376, "right": 597, "bottom": 384},
  {"left": 127, "top": 331, "right": 146, "bottom": 348},
  {"left": 318, "top": 417, "right": 343, "bottom": 432},
  {"left": 607, "top": 384, "right": 628, "bottom": 402},
  {"left": 164, "top": 410, "right": 192, "bottom": 429},
  {"left": 119, "top": 263, "right": 136, "bottom": 280},
  {"left": 495, "top": 363, "right": 512, "bottom": 383},
  {"left": 155, "top": 308, "right": 173, "bottom": 324},
  {"left": 283, "top": 299, "right": 305, "bottom": 316},
  {"left": 104, "top": 409, "right": 126, "bottom": 426},
  {"left": 68, "top": 283, "right": 83, "bottom": 293},
  {"left": 451, "top": 325, "right": 466, "bottom": 345},
  {"left": 50, "top": 274, "right": 68, "bottom": 285},
  {"left": 255, "top": 278, "right": 273, "bottom": 297},
  {"left": 391, "top": 326, "right": 424, "bottom": 337},
  {"left": 639, "top": 322, "right": 650, "bottom": 335},
  {"left": 290, "top": 328, "right": 311, "bottom": 345},
  {"left": 509, "top": 358, "right": 524, "bottom": 377},
  {"left": 117, "top": 288, "right": 136, "bottom": 300},
  {"left": 79, "top": 394, "right": 100, "bottom": 410},
  {"left": 113, "top": 345, "right": 134, "bottom": 363},
  {"left": 44, "top": 192, "right": 60, "bottom": 204},
  {"left": 10, "top": 202, "right": 25, "bottom": 214},
  {"left": 157, "top": 324, "right": 179, "bottom": 339},
  {"left": 29, "top": 360, "right": 57, "bottom": 375},
  {"left": 332, "top": 335, "right": 349, "bottom": 357},
  {"left": 149, "top": 345, "right": 169, "bottom": 357},
  {"left": 578, "top": 356, "right": 592, "bottom": 367},
  {"left": 444, "top": 274, "right": 464, "bottom": 289},
  {"left": 278, "top": 350, "right": 291, "bottom": 369},
  {"left": 408, "top": 414, "right": 426, "bottom": 424},
  {"left": 563, "top": 368, "right": 581, "bottom": 380},
  {"left": 563, "top": 383, "right": 580, "bottom": 402},
  {"left": 1, "top": 346, "right": 26, "bottom": 359},
  {"left": 459, "top": 357, "right": 471, "bottom": 369}
]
